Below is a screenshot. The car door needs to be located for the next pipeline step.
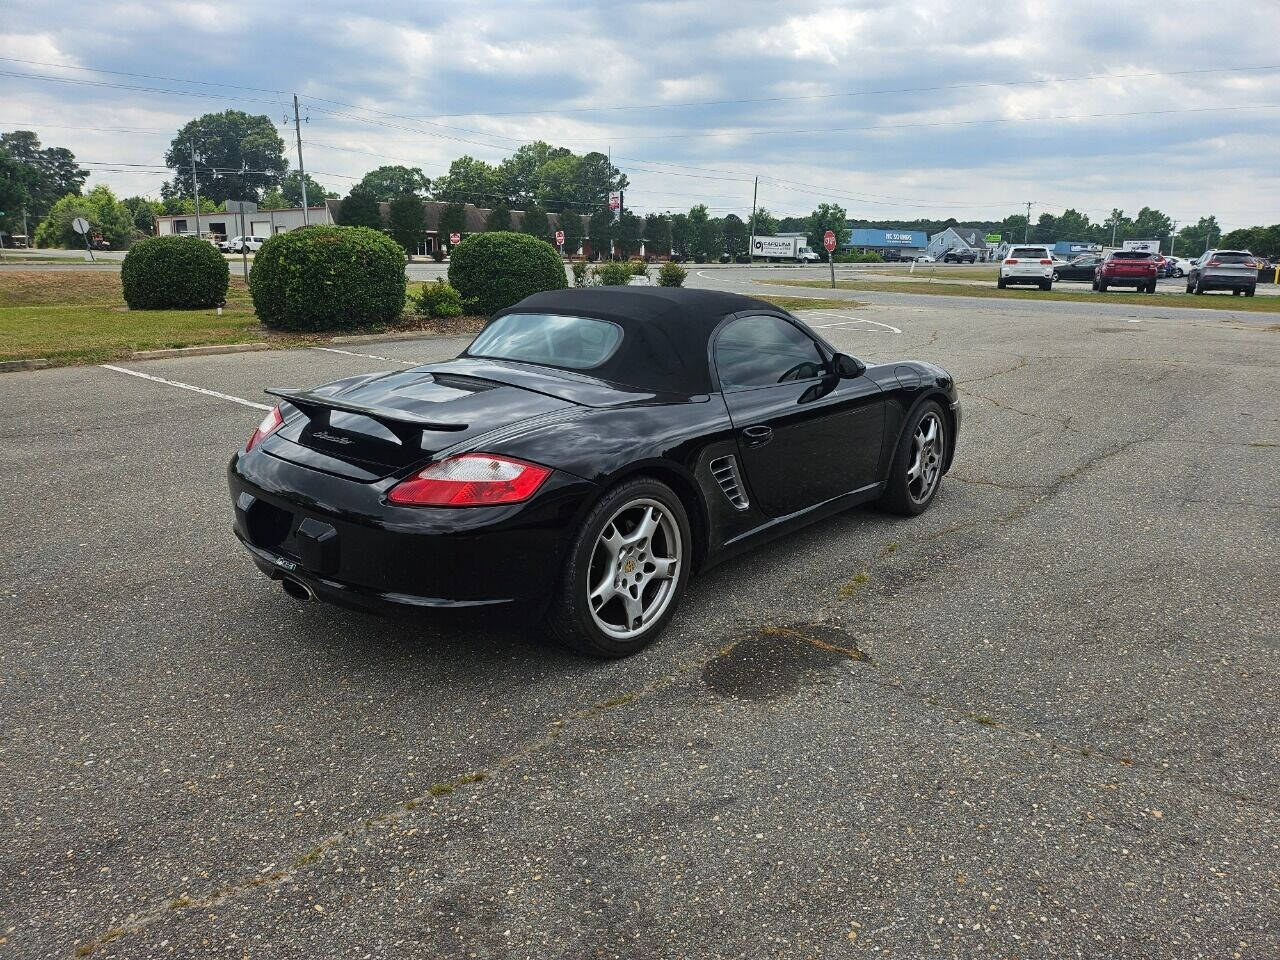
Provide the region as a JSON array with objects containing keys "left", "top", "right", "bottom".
[{"left": 713, "top": 314, "right": 885, "bottom": 518}]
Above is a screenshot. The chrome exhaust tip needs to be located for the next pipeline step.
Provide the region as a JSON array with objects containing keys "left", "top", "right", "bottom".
[{"left": 280, "top": 575, "right": 316, "bottom": 603}]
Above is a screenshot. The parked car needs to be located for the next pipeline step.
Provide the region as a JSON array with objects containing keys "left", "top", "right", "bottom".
[
  {"left": 1052, "top": 254, "right": 1101, "bottom": 282},
  {"left": 227, "top": 287, "right": 960, "bottom": 657},
  {"left": 1185, "top": 250, "right": 1261, "bottom": 296},
  {"left": 941, "top": 249, "right": 977, "bottom": 264},
  {"left": 914, "top": 254, "right": 935, "bottom": 263},
  {"left": 1094, "top": 250, "right": 1159, "bottom": 293},
  {"left": 997, "top": 245, "right": 1054, "bottom": 290},
  {"left": 1165, "top": 256, "right": 1194, "bottom": 278},
  {"left": 222, "top": 235, "right": 268, "bottom": 253}
]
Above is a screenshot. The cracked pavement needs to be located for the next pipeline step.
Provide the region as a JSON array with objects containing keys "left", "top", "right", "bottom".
[{"left": 1, "top": 280, "right": 1277, "bottom": 958}]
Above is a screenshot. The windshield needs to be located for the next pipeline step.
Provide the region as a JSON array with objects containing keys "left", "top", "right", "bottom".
[{"left": 467, "top": 313, "right": 624, "bottom": 370}]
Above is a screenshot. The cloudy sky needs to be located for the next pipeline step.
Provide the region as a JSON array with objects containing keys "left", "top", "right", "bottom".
[{"left": 4, "top": 0, "right": 1280, "bottom": 228}]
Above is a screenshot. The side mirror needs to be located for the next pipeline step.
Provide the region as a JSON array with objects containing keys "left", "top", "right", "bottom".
[{"left": 832, "top": 353, "right": 865, "bottom": 379}]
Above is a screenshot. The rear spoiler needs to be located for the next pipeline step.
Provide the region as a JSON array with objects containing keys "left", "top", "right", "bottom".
[{"left": 266, "top": 388, "right": 468, "bottom": 445}]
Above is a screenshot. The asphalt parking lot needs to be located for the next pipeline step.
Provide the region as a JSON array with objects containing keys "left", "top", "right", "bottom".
[{"left": 1, "top": 282, "right": 1277, "bottom": 958}]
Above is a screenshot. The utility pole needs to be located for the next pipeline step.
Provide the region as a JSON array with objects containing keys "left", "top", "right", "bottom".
[
  {"left": 22, "top": 206, "right": 29, "bottom": 244},
  {"left": 1169, "top": 221, "right": 1178, "bottom": 257},
  {"left": 292, "top": 94, "right": 309, "bottom": 224},
  {"left": 1111, "top": 219, "right": 1117, "bottom": 248},
  {"left": 749, "top": 175, "right": 758, "bottom": 259},
  {"left": 1024, "top": 201, "right": 1032, "bottom": 243},
  {"left": 190, "top": 144, "right": 201, "bottom": 238}
]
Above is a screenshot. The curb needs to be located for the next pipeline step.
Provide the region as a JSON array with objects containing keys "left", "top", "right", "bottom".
[
  {"left": 329, "top": 329, "right": 466, "bottom": 344},
  {"left": 0, "top": 358, "right": 52, "bottom": 373},
  {"left": 129, "top": 342, "right": 271, "bottom": 361}
]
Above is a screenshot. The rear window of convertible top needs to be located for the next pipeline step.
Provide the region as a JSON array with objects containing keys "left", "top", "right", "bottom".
[{"left": 467, "top": 313, "right": 624, "bottom": 370}]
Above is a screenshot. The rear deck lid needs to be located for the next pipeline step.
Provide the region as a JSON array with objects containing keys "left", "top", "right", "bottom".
[{"left": 261, "top": 368, "right": 575, "bottom": 480}]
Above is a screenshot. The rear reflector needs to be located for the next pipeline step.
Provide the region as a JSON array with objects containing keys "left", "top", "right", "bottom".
[
  {"left": 388, "top": 453, "right": 552, "bottom": 507},
  {"left": 246, "top": 405, "right": 283, "bottom": 452}
]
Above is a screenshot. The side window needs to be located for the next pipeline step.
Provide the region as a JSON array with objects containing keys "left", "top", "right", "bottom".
[{"left": 714, "top": 315, "right": 827, "bottom": 390}]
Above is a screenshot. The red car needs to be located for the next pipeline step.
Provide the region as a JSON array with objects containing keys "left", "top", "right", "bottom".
[{"left": 1094, "top": 251, "right": 1159, "bottom": 293}]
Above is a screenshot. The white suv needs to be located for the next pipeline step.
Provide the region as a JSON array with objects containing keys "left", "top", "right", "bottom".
[{"left": 998, "top": 245, "right": 1055, "bottom": 291}]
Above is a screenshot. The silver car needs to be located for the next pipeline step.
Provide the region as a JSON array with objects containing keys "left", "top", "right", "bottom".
[{"left": 1185, "top": 250, "right": 1261, "bottom": 296}]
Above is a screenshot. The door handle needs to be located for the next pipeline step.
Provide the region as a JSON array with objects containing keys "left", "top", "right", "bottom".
[{"left": 741, "top": 425, "right": 773, "bottom": 447}]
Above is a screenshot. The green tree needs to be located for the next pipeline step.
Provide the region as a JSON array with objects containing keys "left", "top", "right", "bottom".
[
  {"left": 556, "top": 210, "right": 583, "bottom": 254},
  {"left": 687, "top": 204, "right": 716, "bottom": 261},
  {"left": 354, "top": 165, "right": 430, "bottom": 200},
  {"left": 162, "top": 111, "right": 287, "bottom": 204},
  {"left": 748, "top": 207, "right": 778, "bottom": 237},
  {"left": 669, "top": 213, "right": 690, "bottom": 259},
  {"left": 521, "top": 203, "right": 550, "bottom": 241},
  {"left": 722, "top": 213, "right": 748, "bottom": 258},
  {"left": 1177, "top": 216, "right": 1221, "bottom": 254},
  {"left": 806, "top": 203, "right": 848, "bottom": 261},
  {"left": 537, "top": 153, "right": 583, "bottom": 211},
  {"left": 1055, "top": 208, "right": 1091, "bottom": 240},
  {"left": 644, "top": 213, "right": 671, "bottom": 255},
  {"left": 160, "top": 195, "right": 217, "bottom": 216},
  {"left": 588, "top": 207, "right": 613, "bottom": 258},
  {"left": 433, "top": 156, "right": 500, "bottom": 206},
  {"left": 575, "top": 152, "right": 628, "bottom": 211},
  {"left": 485, "top": 205, "right": 511, "bottom": 231},
  {"left": 388, "top": 193, "right": 425, "bottom": 256},
  {"left": 35, "top": 185, "right": 137, "bottom": 249},
  {"left": 121, "top": 196, "right": 162, "bottom": 235},
  {"left": 498, "top": 141, "right": 572, "bottom": 207},
  {"left": 0, "top": 130, "right": 87, "bottom": 231},
  {"left": 1131, "top": 206, "right": 1174, "bottom": 243},
  {"left": 438, "top": 202, "right": 467, "bottom": 248},
  {"left": 1102, "top": 208, "right": 1132, "bottom": 245},
  {"left": 336, "top": 186, "right": 383, "bottom": 229},
  {"left": 282, "top": 171, "right": 333, "bottom": 207},
  {"left": 613, "top": 210, "right": 643, "bottom": 258},
  {"left": 1032, "top": 212, "right": 1058, "bottom": 243}
]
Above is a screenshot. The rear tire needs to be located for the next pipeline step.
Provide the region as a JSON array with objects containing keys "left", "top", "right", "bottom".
[
  {"left": 1041, "top": 280, "right": 1052, "bottom": 291},
  {"left": 878, "top": 400, "right": 948, "bottom": 517},
  {"left": 544, "top": 477, "right": 691, "bottom": 658},
  {"left": 1245, "top": 285, "right": 1256, "bottom": 298},
  {"left": 1194, "top": 277, "right": 1205, "bottom": 294},
  {"left": 1098, "top": 280, "right": 1108, "bottom": 292},
  {"left": 997, "top": 276, "right": 1006, "bottom": 289}
]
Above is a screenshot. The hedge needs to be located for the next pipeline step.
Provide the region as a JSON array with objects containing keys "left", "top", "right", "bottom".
[
  {"left": 121, "top": 235, "right": 229, "bottom": 309},
  {"left": 447, "top": 231, "right": 566, "bottom": 315},
  {"left": 249, "top": 226, "right": 406, "bottom": 331}
]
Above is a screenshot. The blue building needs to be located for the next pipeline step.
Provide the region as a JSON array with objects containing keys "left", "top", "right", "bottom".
[
  {"left": 843, "top": 228, "right": 930, "bottom": 258},
  {"left": 1052, "top": 241, "right": 1102, "bottom": 257}
]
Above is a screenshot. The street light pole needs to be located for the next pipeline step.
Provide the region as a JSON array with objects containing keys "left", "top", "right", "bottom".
[{"left": 1024, "top": 201, "right": 1032, "bottom": 243}]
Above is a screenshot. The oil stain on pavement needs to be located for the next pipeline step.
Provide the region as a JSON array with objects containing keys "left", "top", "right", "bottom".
[{"left": 701, "top": 623, "right": 869, "bottom": 701}]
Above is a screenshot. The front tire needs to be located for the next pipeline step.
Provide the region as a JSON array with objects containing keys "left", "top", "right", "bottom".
[
  {"left": 879, "top": 401, "right": 948, "bottom": 516},
  {"left": 545, "top": 477, "right": 691, "bottom": 658}
]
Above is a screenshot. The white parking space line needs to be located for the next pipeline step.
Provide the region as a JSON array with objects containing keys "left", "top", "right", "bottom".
[
  {"left": 311, "top": 346, "right": 417, "bottom": 366},
  {"left": 808, "top": 313, "right": 903, "bottom": 334},
  {"left": 99, "top": 364, "right": 272, "bottom": 411}
]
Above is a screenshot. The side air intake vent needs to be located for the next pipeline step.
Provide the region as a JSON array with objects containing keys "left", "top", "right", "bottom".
[{"left": 709, "top": 455, "right": 749, "bottom": 510}]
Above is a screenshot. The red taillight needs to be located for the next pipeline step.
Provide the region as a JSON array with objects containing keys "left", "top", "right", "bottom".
[
  {"left": 245, "top": 405, "right": 282, "bottom": 452},
  {"left": 1004, "top": 258, "right": 1017, "bottom": 264},
  {"left": 1039, "top": 259, "right": 1053, "bottom": 265},
  {"left": 387, "top": 453, "right": 552, "bottom": 507}
]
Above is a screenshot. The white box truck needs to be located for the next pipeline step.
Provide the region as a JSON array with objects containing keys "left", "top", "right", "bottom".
[
  {"left": 1122, "top": 239, "right": 1161, "bottom": 254},
  {"left": 751, "top": 235, "right": 820, "bottom": 262}
]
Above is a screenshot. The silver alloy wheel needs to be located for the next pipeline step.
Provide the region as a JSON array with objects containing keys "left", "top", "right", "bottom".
[
  {"left": 586, "top": 498, "right": 682, "bottom": 641},
  {"left": 906, "top": 413, "right": 945, "bottom": 504}
]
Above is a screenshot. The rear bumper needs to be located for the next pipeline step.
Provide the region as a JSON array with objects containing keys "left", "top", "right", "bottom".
[
  {"left": 1100, "top": 272, "right": 1157, "bottom": 286},
  {"left": 228, "top": 450, "right": 595, "bottom": 612},
  {"left": 1000, "top": 267, "right": 1052, "bottom": 283},
  {"left": 1197, "top": 272, "right": 1255, "bottom": 290}
]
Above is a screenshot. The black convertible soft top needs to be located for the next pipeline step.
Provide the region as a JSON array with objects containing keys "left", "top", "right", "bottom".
[{"left": 475, "top": 286, "right": 786, "bottom": 395}]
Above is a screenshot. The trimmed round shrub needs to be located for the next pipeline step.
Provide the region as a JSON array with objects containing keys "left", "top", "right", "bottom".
[
  {"left": 448, "top": 231, "right": 567, "bottom": 316},
  {"left": 414, "top": 279, "right": 464, "bottom": 318},
  {"left": 656, "top": 261, "right": 687, "bottom": 287},
  {"left": 121, "top": 235, "right": 229, "bottom": 309},
  {"left": 594, "top": 261, "right": 633, "bottom": 286},
  {"left": 249, "top": 226, "right": 406, "bottom": 331}
]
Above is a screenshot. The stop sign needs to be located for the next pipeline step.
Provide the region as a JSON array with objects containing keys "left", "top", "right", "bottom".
[
  {"left": 823, "top": 230, "right": 837, "bottom": 253},
  {"left": 555, "top": 230, "right": 565, "bottom": 245},
  {"left": 449, "top": 232, "right": 460, "bottom": 244}
]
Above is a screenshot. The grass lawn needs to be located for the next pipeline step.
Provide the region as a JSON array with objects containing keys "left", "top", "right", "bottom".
[
  {"left": 753, "top": 295, "right": 865, "bottom": 312},
  {"left": 0, "top": 272, "right": 490, "bottom": 367},
  {"left": 762, "top": 277, "right": 1280, "bottom": 313},
  {"left": 866, "top": 265, "right": 1000, "bottom": 281}
]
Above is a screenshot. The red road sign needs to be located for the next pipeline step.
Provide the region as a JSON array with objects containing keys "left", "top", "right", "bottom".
[
  {"left": 555, "top": 230, "right": 565, "bottom": 245},
  {"left": 449, "top": 232, "right": 461, "bottom": 244},
  {"left": 823, "top": 230, "right": 837, "bottom": 253}
]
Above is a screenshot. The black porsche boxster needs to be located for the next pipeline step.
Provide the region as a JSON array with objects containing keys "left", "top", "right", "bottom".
[{"left": 229, "top": 287, "right": 960, "bottom": 656}]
